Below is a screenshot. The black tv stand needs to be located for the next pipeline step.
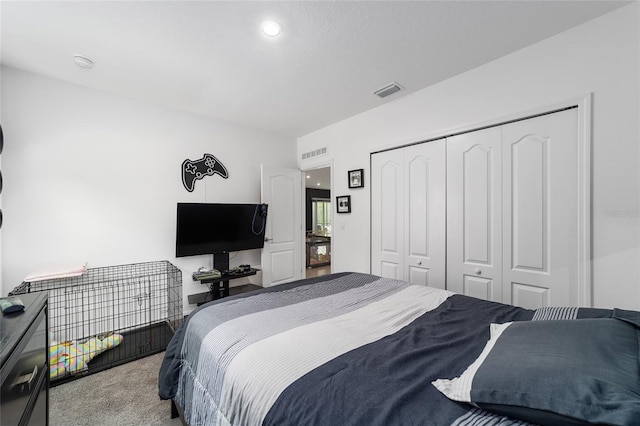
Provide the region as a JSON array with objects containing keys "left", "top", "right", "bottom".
[
  {"left": 213, "top": 252, "right": 231, "bottom": 276},
  {"left": 210, "top": 251, "right": 232, "bottom": 300},
  {"left": 187, "top": 252, "right": 261, "bottom": 306}
]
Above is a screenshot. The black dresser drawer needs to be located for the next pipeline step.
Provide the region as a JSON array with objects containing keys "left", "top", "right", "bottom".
[
  {"left": 0, "top": 293, "right": 48, "bottom": 426},
  {"left": 26, "top": 369, "right": 48, "bottom": 426}
]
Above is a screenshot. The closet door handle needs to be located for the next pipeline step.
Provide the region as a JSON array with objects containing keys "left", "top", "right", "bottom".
[
  {"left": 417, "top": 260, "right": 422, "bottom": 265},
  {"left": 475, "top": 268, "right": 482, "bottom": 275}
]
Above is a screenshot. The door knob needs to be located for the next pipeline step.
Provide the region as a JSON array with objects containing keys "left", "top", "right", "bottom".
[
  {"left": 417, "top": 260, "right": 422, "bottom": 265},
  {"left": 475, "top": 268, "right": 482, "bottom": 275}
]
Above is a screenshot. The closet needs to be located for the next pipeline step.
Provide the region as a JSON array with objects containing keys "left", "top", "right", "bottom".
[
  {"left": 371, "top": 107, "right": 587, "bottom": 308},
  {"left": 371, "top": 139, "right": 446, "bottom": 289}
]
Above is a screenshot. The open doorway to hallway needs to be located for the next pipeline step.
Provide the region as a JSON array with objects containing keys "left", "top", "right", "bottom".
[{"left": 304, "top": 167, "right": 331, "bottom": 278}]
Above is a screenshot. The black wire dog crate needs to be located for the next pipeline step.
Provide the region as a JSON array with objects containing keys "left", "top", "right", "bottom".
[{"left": 10, "top": 260, "right": 183, "bottom": 385}]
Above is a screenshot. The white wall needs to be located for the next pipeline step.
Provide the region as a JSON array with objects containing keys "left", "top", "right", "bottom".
[
  {"left": 1, "top": 67, "right": 296, "bottom": 314},
  {"left": 298, "top": 3, "right": 640, "bottom": 310},
  {"left": 0, "top": 67, "right": 3, "bottom": 292}
]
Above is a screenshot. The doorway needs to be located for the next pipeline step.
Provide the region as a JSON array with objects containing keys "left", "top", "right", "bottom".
[{"left": 303, "top": 166, "right": 332, "bottom": 278}]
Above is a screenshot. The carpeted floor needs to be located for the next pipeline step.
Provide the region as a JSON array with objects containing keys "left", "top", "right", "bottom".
[{"left": 50, "top": 352, "right": 182, "bottom": 426}]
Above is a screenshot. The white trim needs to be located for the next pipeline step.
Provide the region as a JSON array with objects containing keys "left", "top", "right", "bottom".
[
  {"left": 576, "top": 94, "right": 593, "bottom": 307},
  {"left": 301, "top": 159, "right": 334, "bottom": 275}
]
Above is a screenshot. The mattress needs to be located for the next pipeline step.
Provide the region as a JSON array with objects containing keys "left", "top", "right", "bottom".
[{"left": 158, "top": 272, "right": 639, "bottom": 426}]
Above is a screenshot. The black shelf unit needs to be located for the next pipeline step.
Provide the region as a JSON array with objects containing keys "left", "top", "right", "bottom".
[
  {"left": 188, "top": 282, "right": 262, "bottom": 306},
  {"left": 188, "top": 267, "right": 259, "bottom": 305}
]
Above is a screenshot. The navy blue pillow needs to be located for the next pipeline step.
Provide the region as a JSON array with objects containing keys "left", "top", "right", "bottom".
[{"left": 433, "top": 318, "right": 640, "bottom": 426}]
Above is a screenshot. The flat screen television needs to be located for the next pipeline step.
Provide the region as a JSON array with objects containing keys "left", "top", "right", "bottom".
[{"left": 175, "top": 203, "right": 268, "bottom": 257}]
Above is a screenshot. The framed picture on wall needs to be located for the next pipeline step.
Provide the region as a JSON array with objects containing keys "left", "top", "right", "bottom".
[
  {"left": 336, "top": 195, "right": 351, "bottom": 214},
  {"left": 348, "top": 169, "right": 364, "bottom": 188}
]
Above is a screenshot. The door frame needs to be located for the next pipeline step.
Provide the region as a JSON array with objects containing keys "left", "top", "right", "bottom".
[{"left": 301, "top": 160, "right": 333, "bottom": 275}]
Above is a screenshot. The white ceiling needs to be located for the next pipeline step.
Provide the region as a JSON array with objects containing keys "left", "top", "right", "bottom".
[
  {"left": 305, "top": 167, "right": 331, "bottom": 190},
  {"left": 0, "top": 1, "right": 630, "bottom": 138}
]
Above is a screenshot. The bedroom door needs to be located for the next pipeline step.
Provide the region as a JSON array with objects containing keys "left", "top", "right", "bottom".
[
  {"left": 261, "top": 165, "right": 303, "bottom": 287},
  {"left": 371, "top": 139, "right": 446, "bottom": 287}
]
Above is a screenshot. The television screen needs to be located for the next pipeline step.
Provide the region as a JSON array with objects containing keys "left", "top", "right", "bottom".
[{"left": 176, "top": 203, "right": 268, "bottom": 257}]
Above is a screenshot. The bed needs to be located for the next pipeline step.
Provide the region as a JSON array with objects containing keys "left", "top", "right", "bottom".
[{"left": 158, "top": 272, "right": 640, "bottom": 426}]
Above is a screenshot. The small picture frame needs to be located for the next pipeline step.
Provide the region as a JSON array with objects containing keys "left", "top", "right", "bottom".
[
  {"left": 348, "top": 169, "right": 364, "bottom": 189},
  {"left": 336, "top": 195, "right": 351, "bottom": 214}
]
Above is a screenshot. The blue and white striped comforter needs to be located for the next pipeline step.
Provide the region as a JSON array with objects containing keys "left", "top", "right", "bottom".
[{"left": 158, "top": 273, "right": 607, "bottom": 426}]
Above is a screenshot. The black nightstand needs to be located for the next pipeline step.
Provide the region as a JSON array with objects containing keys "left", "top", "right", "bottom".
[{"left": 0, "top": 292, "right": 49, "bottom": 426}]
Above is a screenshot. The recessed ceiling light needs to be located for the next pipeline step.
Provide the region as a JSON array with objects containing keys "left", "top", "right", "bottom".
[
  {"left": 261, "top": 21, "right": 281, "bottom": 37},
  {"left": 316, "top": 182, "right": 321, "bottom": 186},
  {"left": 306, "top": 175, "right": 311, "bottom": 179},
  {"left": 73, "top": 54, "right": 94, "bottom": 69}
]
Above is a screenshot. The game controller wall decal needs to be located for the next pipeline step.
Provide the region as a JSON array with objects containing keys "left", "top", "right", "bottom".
[{"left": 182, "top": 153, "right": 229, "bottom": 192}]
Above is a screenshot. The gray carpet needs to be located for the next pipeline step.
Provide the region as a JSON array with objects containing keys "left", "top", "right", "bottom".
[{"left": 50, "top": 352, "right": 182, "bottom": 426}]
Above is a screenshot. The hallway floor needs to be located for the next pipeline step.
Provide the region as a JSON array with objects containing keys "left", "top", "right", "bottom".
[{"left": 306, "top": 265, "right": 331, "bottom": 278}]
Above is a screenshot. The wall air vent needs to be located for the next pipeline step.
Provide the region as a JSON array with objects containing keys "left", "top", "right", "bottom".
[
  {"left": 374, "top": 82, "right": 402, "bottom": 98},
  {"left": 301, "top": 147, "right": 328, "bottom": 160}
]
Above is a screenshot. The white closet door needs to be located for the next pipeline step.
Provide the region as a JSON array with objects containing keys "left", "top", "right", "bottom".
[
  {"left": 502, "top": 108, "right": 580, "bottom": 308},
  {"left": 447, "top": 127, "right": 503, "bottom": 301},
  {"left": 371, "top": 149, "right": 404, "bottom": 280},
  {"left": 404, "top": 141, "right": 446, "bottom": 288}
]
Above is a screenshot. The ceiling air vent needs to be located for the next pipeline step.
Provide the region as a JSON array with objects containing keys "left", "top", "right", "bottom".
[
  {"left": 301, "top": 146, "right": 328, "bottom": 160},
  {"left": 374, "top": 82, "right": 402, "bottom": 99}
]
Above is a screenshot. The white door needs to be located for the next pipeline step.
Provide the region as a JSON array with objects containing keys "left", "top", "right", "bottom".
[
  {"left": 261, "top": 165, "right": 303, "bottom": 287},
  {"left": 502, "top": 109, "right": 580, "bottom": 308},
  {"left": 371, "top": 149, "right": 404, "bottom": 280},
  {"left": 447, "top": 127, "right": 503, "bottom": 301},
  {"left": 446, "top": 108, "right": 583, "bottom": 308},
  {"left": 404, "top": 141, "right": 446, "bottom": 288},
  {"left": 371, "top": 140, "right": 446, "bottom": 287}
]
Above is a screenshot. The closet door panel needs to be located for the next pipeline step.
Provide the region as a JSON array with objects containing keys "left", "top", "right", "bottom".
[
  {"left": 408, "top": 266, "right": 430, "bottom": 287},
  {"left": 502, "top": 108, "right": 579, "bottom": 308},
  {"left": 511, "top": 283, "right": 549, "bottom": 308},
  {"left": 447, "top": 127, "right": 502, "bottom": 301},
  {"left": 404, "top": 141, "right": 446, "bottom": 288},
  {"left": 371, "top": 150, "right": 404, "bottom": 280},
  {"left": 464, "top": 276, "right": 495, "bottom": 301},
  {"left": 510, "top": 136, "right": 547, "bottom": 271},
  {"left": 464, "top": 147, "right": 493, "bottom": 263}
]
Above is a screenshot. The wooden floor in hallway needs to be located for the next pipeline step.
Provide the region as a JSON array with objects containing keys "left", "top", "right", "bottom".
[{"left": 306, "top": 265, "right": 331, "bottom": 278}]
